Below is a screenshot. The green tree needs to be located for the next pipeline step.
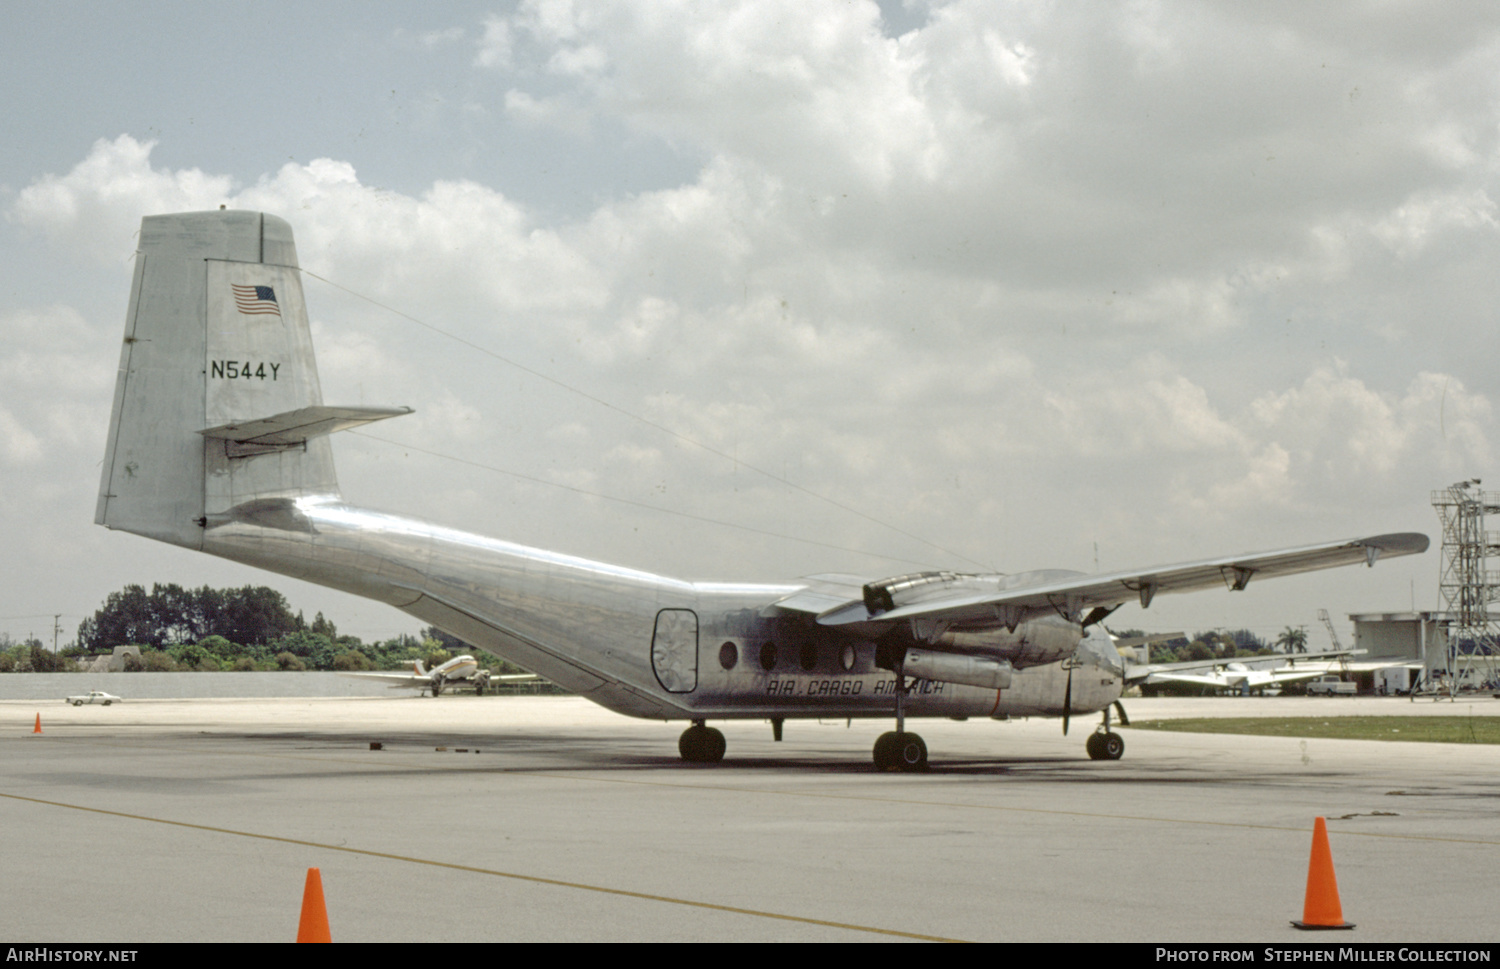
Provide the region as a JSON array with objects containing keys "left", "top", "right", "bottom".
[
  {"left": 79, "top": 583, "right": 303, "bottom": 650},
  {"left": 332, "top": 650, "right": 374, "bottom": 671},
  {"left": 78, "top": 584, "right": 159, "bottom": 649},
  {"left": 168, "top": 642, "right": 223, "bottom": 672},
  {"left": 1183, "top": 641, "right": 1213, "bottom": 661},
  {"left": 310, "top": 612, "right": 338, "bottom": 640},
  {"left": 1276, "top": 626, "right": 1309, "bottom": 653},
  {"left": 268, "top": 631, "right": 340, "bottom": 670},
  {"left": 138, "top": 650, "right": 179, "bottom": 672},
  {"left": 213, "top": 586, "right": 302, "bottom": 646}
]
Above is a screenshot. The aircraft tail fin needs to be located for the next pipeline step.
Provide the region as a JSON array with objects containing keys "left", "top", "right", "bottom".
[{"left": 96, "top": 210, "right": 406, "bottom": 549}]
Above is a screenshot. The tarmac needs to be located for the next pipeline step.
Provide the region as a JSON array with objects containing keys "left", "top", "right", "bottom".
[{"left": 3, "top": 692, "right": 1498, "bottom": 942}]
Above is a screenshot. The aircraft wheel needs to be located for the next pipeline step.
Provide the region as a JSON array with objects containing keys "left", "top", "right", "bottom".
[
  {"left": 874, "top": 731, "right": 927, "bottom": 771},
  {"left": 1102, "top": 732, "right": 1124, "bottom": 760},
  {"left": 678, "top": 725, "right": 726, "bottom": 764},
  {"left": 894, "top": 732, "right": 927, "bottom": 772},
  {"left": 1085, "top": 733, "right": 1106, "bottom": 760},
  {"left": 703, "top": 727, "right": 726, "bottom": 762}
]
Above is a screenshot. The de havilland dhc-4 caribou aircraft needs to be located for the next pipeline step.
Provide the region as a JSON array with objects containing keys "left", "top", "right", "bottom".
[{"left": 95, "top": 211, "right": 1429, "bottom": 770}]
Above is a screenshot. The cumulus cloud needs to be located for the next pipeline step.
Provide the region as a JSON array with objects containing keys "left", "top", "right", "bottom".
[
  {"left": 0, "top": 304, "right": 115, "bottom": 469},
  {"left": 6, "top": 4, "right": 1500, "bottom": 629},
  {"left": 11, "top": 135, "right": 234, "bottom": 261}
]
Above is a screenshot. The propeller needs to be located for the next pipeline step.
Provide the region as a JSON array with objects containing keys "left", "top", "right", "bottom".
[
  {"left": 1081, "top": 604, "right": 1120, "bottom": 629},
  {"left": 1062, "top": 661, "right": 1073, "bottom": 735}
]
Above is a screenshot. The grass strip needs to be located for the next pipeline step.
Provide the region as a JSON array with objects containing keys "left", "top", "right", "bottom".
[{"left": 1129, "top": 716, "right": 1500, "bottom": 744}]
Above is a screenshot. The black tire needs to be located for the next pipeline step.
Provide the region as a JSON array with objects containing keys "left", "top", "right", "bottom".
[
  {"left": 894, "top": 732, "right": 927, "bottom": 772},
  {"left": 872, "top": 731, "right": 900, "bottom": 770},
  {"left": 1085, "top": 732, "right": 1106, "bottom": 760},
  {"left": 703, "top": 727, "right": 726, "bottom": 763},
  {"left": 1102, "top": 732, "right": 1124, "bottom": 760},
  {"left": 679, "top": 725, "right": 726, "bottom": 764},
  {"left": 679, "top": 726, "right": 702, "bottom": 761}
]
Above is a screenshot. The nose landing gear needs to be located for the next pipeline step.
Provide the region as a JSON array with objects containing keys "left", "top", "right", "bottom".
[
  {"left": 1085, "top": 730, "right": 1124, "bottom": 760},
  {"left": 1085, "top": 701, "right": 1127, "bottom": 760}
]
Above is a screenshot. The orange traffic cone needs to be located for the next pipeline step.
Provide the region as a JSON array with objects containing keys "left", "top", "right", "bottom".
[
  {"left": 1292, "top": 817, "right": 1354, "bottom": 930},
  {"left": 32, "top": 714, "right": 41, "bottom": 734},
  {"left": 296, "top": 867, "right": 331, "bottom": 942}
]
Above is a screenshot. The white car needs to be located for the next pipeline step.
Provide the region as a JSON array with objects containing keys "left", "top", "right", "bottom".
[{"left": 66, "top": 691, "right": 122, "bottom": 706}]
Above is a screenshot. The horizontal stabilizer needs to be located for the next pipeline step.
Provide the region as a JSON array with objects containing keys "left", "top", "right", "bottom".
[{"left": 200, "top": 405, "right": 412, "bottom": 457}]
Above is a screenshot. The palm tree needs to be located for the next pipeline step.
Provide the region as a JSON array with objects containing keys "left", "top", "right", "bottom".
[{"left": 1275, "top": 626, "right": 1308, "bottom": 653}]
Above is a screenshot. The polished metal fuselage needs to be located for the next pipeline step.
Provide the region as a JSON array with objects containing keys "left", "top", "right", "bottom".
[
  {"left": 97, "top": 210, "right": 1121, "bottom": 730},
  {"left": 204, "top": 494, "right": 1123, "bottom": 723}
]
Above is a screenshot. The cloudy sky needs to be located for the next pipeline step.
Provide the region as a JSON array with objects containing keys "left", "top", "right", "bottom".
[{"left": 2, "top": 1, "right": 1495, "bottom": 648}]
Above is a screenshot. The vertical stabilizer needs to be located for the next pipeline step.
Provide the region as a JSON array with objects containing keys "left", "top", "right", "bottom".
[{"left": 96, "top": 211, "right": 339, "bottom": 548}]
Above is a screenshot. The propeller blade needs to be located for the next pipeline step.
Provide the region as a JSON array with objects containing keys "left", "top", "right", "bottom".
[
  {"left": 1062, "top": 663, "right": 1073, "bottom": 735},
  {"left": 1081, "top": 604, "right": 1120, "bottom": 629}
]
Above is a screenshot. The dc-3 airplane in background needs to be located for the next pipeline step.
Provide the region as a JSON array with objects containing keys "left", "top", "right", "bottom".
[
  {"left": 341, "top": 654, "right": 538, "bottom": 696},
  {"left": 95, "top": 211, "right": 1429, "bottom": 770}
]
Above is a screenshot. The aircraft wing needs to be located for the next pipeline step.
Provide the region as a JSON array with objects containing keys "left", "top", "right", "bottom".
[
  {"left": 1144, "top": 672, "right": 1230, "bottom": 689},
  {"left": 813, "top": 533, "right": 1428, "bottom": 627},
  {"left": 1147, "top": 668, "right": 1327, "bottom": 689},
  {"left": 336, "top": 671, "right": 432, "bottom": 686},
  {"left": 1124, "top": 648, "right": 1367, "bottom": 684}
]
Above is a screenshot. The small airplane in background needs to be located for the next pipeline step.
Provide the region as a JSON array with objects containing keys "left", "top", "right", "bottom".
[
  {"left": 93, "top": 210, "right": 1430, "bottom": 771},
  {"left": 341, "top": 654, "right": 539, "bottom": 696},
  {"left": 1125, "top": 648, "right": 1369, "bottom": 695}
]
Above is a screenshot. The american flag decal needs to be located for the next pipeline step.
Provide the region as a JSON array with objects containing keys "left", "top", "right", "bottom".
[{"left": 231, "top": 283, "right": 281, "bottom": 316}]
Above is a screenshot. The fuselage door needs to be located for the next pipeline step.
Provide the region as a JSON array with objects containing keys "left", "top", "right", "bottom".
[{"left": 652, "top": 608, "right": 699, "bottom": 693}]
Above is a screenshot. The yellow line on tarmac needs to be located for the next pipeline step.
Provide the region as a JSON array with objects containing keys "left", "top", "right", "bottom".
[
  {"left": 0, "top": 790, "right": 966, "bottom": 943},
  {"left": 27, "top": 733, "right": 1500, "bottom": 847}
]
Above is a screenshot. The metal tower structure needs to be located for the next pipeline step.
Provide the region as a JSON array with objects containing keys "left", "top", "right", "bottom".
[{"left": 1431, "top": 479, "right": 1500, "bottom": 689}]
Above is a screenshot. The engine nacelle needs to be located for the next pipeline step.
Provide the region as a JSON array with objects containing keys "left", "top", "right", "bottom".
[
  {"left": 901, "top": 648, "right": 1014, "bottom": 690},
  {"left": 922, "top": 612, "right": 1084, "bottom": 668}
]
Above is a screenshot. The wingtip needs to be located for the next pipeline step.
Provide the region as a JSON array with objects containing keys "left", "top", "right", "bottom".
[{"left": 1362, "top": 532, "right": 1430, "bottom": 555}]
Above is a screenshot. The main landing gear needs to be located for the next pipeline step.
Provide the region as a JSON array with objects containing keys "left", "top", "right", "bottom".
[
  {"left": 873, "top": 730, "right": 927, "bottom": 771},
  {"left": 1085, "top": 701, "right": 1128, "bottom": 761},
  {"left": 872, "top": 670, "right": 927, "bottom": 772},
  {"left": 678, "top": 720, "right": 726, "bottom": 763}
]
